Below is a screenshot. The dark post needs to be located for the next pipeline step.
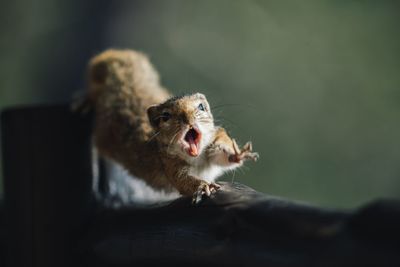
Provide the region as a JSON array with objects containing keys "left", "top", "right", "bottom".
[{"left": 1, "top": 105, "right": 93, "bottom": 267}]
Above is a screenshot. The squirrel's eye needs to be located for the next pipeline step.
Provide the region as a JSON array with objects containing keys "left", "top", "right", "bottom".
[
  {"left": 161, "top": 112, "right": 171, "bottom": 122},
  {"left": 198, "top": 103, "right": 205, "bottom": 111}
]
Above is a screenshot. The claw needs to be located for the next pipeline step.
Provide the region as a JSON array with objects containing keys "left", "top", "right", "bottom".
[
  {"left": 192, "top": 182, "right": 220, "bottom": 205},
  {"left": 192, "top": 190, "right": 203, "bottom": 204},
  {"left": 243, "top": 141, "right": 252, "bottom": 152},
  {"left": 204, "top": 185, "right": 211, "bottom": 196},
  {"left": 228, "top": 139, "right": 259, "bottom": 163},
  {"left": 210, "top": 182, "right": 221, "bottom": 190},
  {"left": 231, "top": 139, "right": 240, "bottom": 155},
  {"left": 245, "top": 152, "right": 259, "bottom": 162}
]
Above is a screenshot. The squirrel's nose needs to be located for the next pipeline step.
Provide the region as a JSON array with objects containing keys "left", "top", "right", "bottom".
[{"left": 180, "top": 113, "right": 194, "bottom": 125}]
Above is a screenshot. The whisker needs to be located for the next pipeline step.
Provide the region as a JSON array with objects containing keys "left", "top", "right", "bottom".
[
  {"left": 167, "top": 129, "right": 180, "bottom": 154},
  {"left": 211, "top": 103, "right": 243, "bottom": 110},
  {"left": 198, "top": 119, "right": 213, "bottom": 124},
  {"left": 237, "top": 166, "right": 246, "bottom": 175},
  {"left": 214, "top": 116, "right": 238, "bottom": 129},
  {"left": 147, "top": 131, "right": 160, "bottom": 142},
  {"left": 211, "top": 103, "right": 258, "bottom": 110},
  {"left": 231, "top": 169, "right": 236, "bottom": 184},
  {"left": 168, "top": 130, "right": 179, "bottom": 148},
  {"left": 241, "top": 165, "right": 250, "bottom": 171}
]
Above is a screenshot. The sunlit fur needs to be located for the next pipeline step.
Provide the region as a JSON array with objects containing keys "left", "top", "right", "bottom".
[{"left": 88, "top": 49, "right": 258, "bottom": 200}]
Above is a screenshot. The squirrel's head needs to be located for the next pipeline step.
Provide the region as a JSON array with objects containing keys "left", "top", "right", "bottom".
[{"left": 147, "top": 93, "right": 215, "bottom": 160}]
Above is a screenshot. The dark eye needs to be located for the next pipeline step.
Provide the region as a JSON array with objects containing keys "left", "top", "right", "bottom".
[
  {"left": 162, "top": 112, "right": 171, "bottom": 122},
  {"left": 198, "top": 103, "right": 205, "bottom": 111}
]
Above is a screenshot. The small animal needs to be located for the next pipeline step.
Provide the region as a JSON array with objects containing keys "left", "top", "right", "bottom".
[{"left": 85, "top": 49, "right": 258, "bottom": 203}]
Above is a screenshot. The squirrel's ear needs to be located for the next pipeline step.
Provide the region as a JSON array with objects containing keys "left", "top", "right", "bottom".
[
  {"left": 147, "top": 105, "right": 160, "bottom": 128},
  {"left": 194, "top": 93, "right": 206, "bottom": 100}
]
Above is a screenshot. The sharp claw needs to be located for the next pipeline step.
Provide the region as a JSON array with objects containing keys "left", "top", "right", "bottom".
[
  {"left": 193, "top": 191, "right": 202, "bottom": 204},
  {"left": 243, "top": 141, "right": 252, "bottom": 151},
  {"left": 213, "top": 183, "right": 221, "bottom": 189},
  {"left": 209, "top": 183, "right": 220, "bottom": 195},
  {"left": 205, "top": 185, "right": 211, "bottom": 196},
  {"left": 243, "top": 152, "right": 259, "bottom": 161},
  {"left": 192, "top": 182, "right": 221, "bottom": 204},
  {"left": 231, "top": 138, "right": 240, "bottom": 154},
  {"left": 253, "top": 152, "right": 259, "bottom": 161},
  {"left": 192, "top": 195, "right": 197, "bottom": 204},
  {"left": 251, "top": 152, "right": 259, "bottom": 161},
  {"left": 195, "top": 196, "right": 201, "bottom": 204}
]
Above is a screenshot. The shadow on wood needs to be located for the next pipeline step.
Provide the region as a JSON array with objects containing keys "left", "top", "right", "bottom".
[{"left": 80, "top": 182, "right": 400, "bottom": 267}]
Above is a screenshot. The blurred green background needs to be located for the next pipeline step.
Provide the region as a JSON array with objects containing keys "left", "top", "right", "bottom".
[{"left": 1, "top": 0, "right": 399, "bottom": 208}]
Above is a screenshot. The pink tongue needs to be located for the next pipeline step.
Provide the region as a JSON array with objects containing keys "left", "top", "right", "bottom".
[{"left": 187, "top": 134, "right": 198, "bottom": 156}]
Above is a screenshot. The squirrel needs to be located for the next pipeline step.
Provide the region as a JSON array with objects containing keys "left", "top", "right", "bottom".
[{"left": 85, "top": 49, "right": 258, "bottom": 203}]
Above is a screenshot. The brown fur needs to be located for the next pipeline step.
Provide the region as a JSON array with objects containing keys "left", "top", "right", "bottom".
[{"left": 86, "top": 49, "right": 258, "bottom": 201}]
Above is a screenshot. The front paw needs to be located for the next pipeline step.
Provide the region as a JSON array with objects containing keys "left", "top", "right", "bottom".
[
  {"left": 228, "top": 139, "right": 259, "bottom": 164},
  {"left": 192, "top": 182, "right": 220, "bottom": 204}
]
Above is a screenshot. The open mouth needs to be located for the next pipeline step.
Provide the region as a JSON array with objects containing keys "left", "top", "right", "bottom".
[{"left": 184, "top": 127, "right": 201, "bottom": 157}]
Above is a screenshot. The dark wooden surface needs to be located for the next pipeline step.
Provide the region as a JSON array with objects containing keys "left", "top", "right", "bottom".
[
  {"left": 1, "top": 104, "right": 400, "bottom": 267},
  {"left": 80, "top": 182, "right": 400, "bottom": 267}
]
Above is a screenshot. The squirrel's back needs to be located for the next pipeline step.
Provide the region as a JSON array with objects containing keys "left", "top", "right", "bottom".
[
  {"left": 87, "top": 49, "right": 170, "bottom": 161},
  {"left": 88, "top": 49, "right": 170, "bottom": 113}
]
